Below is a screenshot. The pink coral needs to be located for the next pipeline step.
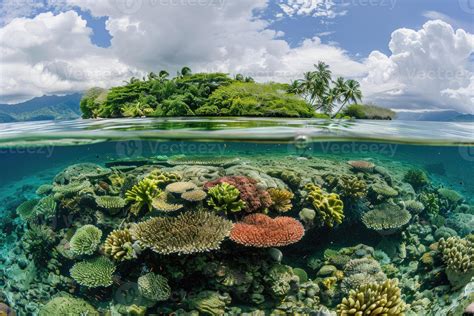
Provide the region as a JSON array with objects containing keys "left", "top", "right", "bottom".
[
  {"left": 204, "top": 176, "right": 272, "bottom": 212},
  {"left": 230, "top": 213, "right": 305, "bottom": 247},
  {"left": 347, "top": 160, "right": 375, "bottom": 172}
]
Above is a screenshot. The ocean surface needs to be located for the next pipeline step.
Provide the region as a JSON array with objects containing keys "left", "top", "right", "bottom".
[{"left": 0, "top": 118, "right": 472, "bottom": 315}]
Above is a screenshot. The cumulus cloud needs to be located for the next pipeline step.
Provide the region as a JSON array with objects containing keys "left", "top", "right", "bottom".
[
  {"left": 278, "top": 0, "right": 347, "bottom": 19},
  {"left": 361, "top": 20, "right": 474, "bottom": 113},
  {"left": 0, "top": 3, "right": 472, "bottom": 114}
]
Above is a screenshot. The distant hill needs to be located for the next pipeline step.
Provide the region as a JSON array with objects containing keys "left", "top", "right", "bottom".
[
  {"left": 0, "top": 94, "right": 82, "bottom": 123},
  {"left": 394, "top": 110, "right": 468, "bottom": 121},
  {"left": 449, "top": 114, "right": 474, "bottom": 122}
]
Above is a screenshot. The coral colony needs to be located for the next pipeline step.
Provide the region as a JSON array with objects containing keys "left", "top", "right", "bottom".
[{"left": 1, "top": 156, "right": 473, "bottom": 315}]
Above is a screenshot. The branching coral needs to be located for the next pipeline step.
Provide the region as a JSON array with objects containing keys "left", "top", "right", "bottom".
[
  {"left": 130, "top": 210, "right": 233, "bottom": 255},
  {"left": 230, "top": 213, "right": 304, "bottom": 248},
  {"left": 70, "top": 225, "right": 103, "bottom": 256},
  {"left": 268, "top": 188, "right": 294, "bottom": 213},
  {"left": 207, "top": 182, "right": 246, "bottom": 214},
  {"left": 104, "top": 229, "right": 136, "bottom": 261},
  {"left": 362, "top": 204, "right": 411, "bottom": 235},
  {"left": 39, "top": 295, "right": 99, "bottom": 316},
  {"left": 337, "top": 279, "right": 406, "bottom": 315},
  {"left": 204, "top": 176, "right": 272, "bottom": 213},
  {"left": 304, "top": 183, "right": 344, "bottom": 227},
  {"left": 326, "top": 175, "right": 367, "bottom": 200},
  {"left": 95, "top": 195, "right": 126, "bottom": 210},
  {"left": 125, "top": 178, "right": 160, "bottom": 215},
  {"left": 70, "top": 256, "right": 116, "bottom": 288},
  {"left": 419, "top": 192, "right": 440, "bottom": 215},
  {"left": 137, "top": 272, "right": 171, "bottom": 301},
  {"left": 438, "top": 236, "right": 474, "bottom": 288}
]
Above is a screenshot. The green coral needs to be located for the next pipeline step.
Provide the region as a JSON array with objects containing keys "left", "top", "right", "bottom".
[
  {"left": 362, "top": 203, "right": 411, "bottom": 234},
  {"left": 137, "top": 272, "right": 171, "bottom": 301},
  {"left": 22, "top": 225, "right": 56, "bottom": 265},
  {"left": 53, "top": 180, "right": 91, "bottom": 196},
  {"left": 265, "top": 264, "right": 298, "bottom": 297},
  {"left": 33, "top": 195, "right": 57, "bottom": 219},
  {"left": 325, "top": 175, "right": 367, "bottom": 200},
  {"left": 403, "top": 169, "right": 429, "bottom": 191},
  {"left": 36, "top": 184, "right": 53, "bottom": 195},
  {"left": 337, "top": 279, "right": 406, "bottom": 315},
  {"left": 125, "top": 178, "right": 161, "bottom": 215},
  {"left": 70, "top": 256, "right": 116, "bottom": 288},
  {"left": 70, "top": 225, "right": 103, "bottom": 256},
  {"left": 438, "top": 188, "right": 463, "bottom": 205},
  {"left": 95, "top": 195, "right": 126, "bottom": 209},
  {"left": 16, "top": 199, "right": 39, "bottom": 221},
  {"left": 404, "top": 200, "right": 425, "bottom": 214},
  {"left": 148, "top": 169, "right": 182, "bottom": 186},
  {"left": 186, "top": 291, "right": 231, "bottom": 316},
  {"left": 304, "top": 183, "right": 344, "bottom": 228},
  {"left": 207, "top": 182, "right": 246, "bottom": 214},
  {"left": 39, "top": 295, "right": 99, "bottom": 316},
  {"left": 419, "top": 192, "right": 440, "bottom": 215}
]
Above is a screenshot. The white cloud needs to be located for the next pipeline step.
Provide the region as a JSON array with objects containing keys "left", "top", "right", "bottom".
[
  {"left": 361, "top": 20, "right": 474, "bottom": 113},
  {"left": 0, "top": 4, "right": 473, "bottom": 114},
  {"left": 278, "top": 0, "right": 347, "bottom": 19}
]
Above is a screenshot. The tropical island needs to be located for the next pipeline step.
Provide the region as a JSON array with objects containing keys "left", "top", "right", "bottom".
[{"left": 80, "top": 62, "right": 395, "bottom": 120}]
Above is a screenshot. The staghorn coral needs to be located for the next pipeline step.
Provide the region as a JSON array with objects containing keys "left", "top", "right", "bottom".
[
  {"left": 39, "top": 295, "right": 99, "bottom": 316},
  {"left": 95, "top": 195, "right": 126, "bottom": 210},
  {"left": 70, "top": 256, "right": 116, "bottom": 288},
  {"left": 347, "top": 160, "right": 375, "bottom": 173},
  {"left": 403, "top": 169, "right": 429, "bottom": 191},
  {"left": 16, "top": 199, "right": 39, "bottom": 221},
  {"left": 165, "top": 181, "right": 197, "bottom": 194},
  {"left": 337, "top": 279, "right": 406, "bottom": 315},
  {"left": 204, "top": 176, "right": 272, "bottom": 213},
  {"left": 304, "top": 183, "right": 344, "bottom": 228},
  {"left": 130, "top": 210, "right": 233, "bottom": 255},
  {"left": 326, "top": 175, "right": 367, "bottom": 200},
  {"left": 181, "top": 189, "right": 207, "bottom": 202},
  {"left": 230, "top": 213, "right": 304, "bottom": 248},
  {"left": 125, "top": 178, "right": 160, "bottom": 215},
  {"left": 70, "top": 225, "right": 103, "bottom": 256},
  {"left": 104, "top": 229, "right": 136, "bottom": 261},
  {"left": 438, "top": 236, "right": 474, "bottom": 288},
  {"left": 168, "top": 156, "right": 239, "bottom": 166},
  {"left": 362, "top": 203, "right": 411, "bottom": 235},
  {"left": 207, "top": 182, "right": 246, "bottom": 214},
  {"left": 151, "top": 194, "right": 184, "bottom": 212},
  {"left": 137, "top": 272, "right": 171, "bottom": 301},
  {"left": 268, "top": 188, "right": 294, "bottom": 213}
]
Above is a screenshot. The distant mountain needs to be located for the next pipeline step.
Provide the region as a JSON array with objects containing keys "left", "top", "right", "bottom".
[
  {"left": 0, "top": 93, "right": 82, "bottom": 123},
  {"left": 394, "top": 110, "right": 467, "bottom": 121},
  {"left": 449, "top": 114, "right": 474, "bottom": 122}
]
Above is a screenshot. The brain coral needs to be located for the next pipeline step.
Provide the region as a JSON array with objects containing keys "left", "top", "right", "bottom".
[
  {"left": 230, "top": 213, "right": 304, "bottom": 248},
  {"left": 70, "top": 256, "right": 116, "bottom": 288},
  {"left": 130, "top": 210, "right": 233, "bottom": 255},
  {"left": 39, "top": 295, "right": 99, "bottom": 316},
  {"left": 204, "top": 176, "right": 272, "bottom": 213},
  {"left": 362, "top": 203, "right": 411, "bottom": 235},
  {"left": 138, "top": 272, "right": 171, "bottom": 301},
  {"left": 337, "top": 279, "right": 406, "bottom": 315},
  {"left": 70, "top": 225, "right": 103, "bottom": 256},
  {"left": 304, "top": 183, "right": 344, "bottom": 228},
  {"left": 268, "top": 188, "right": 294, "bottom": 213}
]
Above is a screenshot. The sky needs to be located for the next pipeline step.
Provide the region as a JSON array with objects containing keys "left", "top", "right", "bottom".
[{"left": 0, "top": 0, "right": 473, "bottom": 113}]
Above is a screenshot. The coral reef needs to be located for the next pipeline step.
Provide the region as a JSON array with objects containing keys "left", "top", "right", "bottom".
[
  {"left": 362, "top": 203, "right": 411, "bottom": 235},
  {"left": 438, "top": 236, "right": 474, "bottom": 288},
  {"left": 268, "top": 188, "right": 294, "bottom": 212},
  {"left": 69, "top": 225, "right": 103, "bottom": 256},
  {"left": 95, "top": 195, "right": 126, "bottom": 210},
  {"left": 103, "top": 229, "right": 137, "bottom": 261},
  {"left": 69, "top": 256, "right": 116, "bottom": 288},
  {"left": 230, "top": 213, "right": 304, "bottom": 247},
  {"left": 347, "top": 160, "right": 375, "bottom": 172},
  {"left": 304, "top": 183, "right": 344, "bottom": 227},
  {"left": 207, "top": 182, "right": 246, "bottom": 214},
  {"left": 181, "top": 189, "right": 207, "bottom": 202},
  {"left": 130, "top": 210, "right": 233, "bottom": 254},
  {"left": 137, "top": 272, "right": 171, "bottom": 301},
  {"left": 39, "top": 294, "right": 99, "bottom": 316},
  {"left": 168, "top": 156, "right": 240, "bottom": 167},
  {"left": 125, "top": 178, "right": 160, "bottom": 215},
  {"left": 403, "top": 169, "right": 429, "bottom": 191},
  {"left": 337, "top": 279, "right": 406, "bottom": 315}
]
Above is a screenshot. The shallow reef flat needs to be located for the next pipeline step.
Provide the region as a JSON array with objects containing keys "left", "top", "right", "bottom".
[{"left": 0, "top": 154, "right": 473, "bottom": 315}]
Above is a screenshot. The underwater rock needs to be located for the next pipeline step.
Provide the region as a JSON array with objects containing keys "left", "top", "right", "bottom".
[
  {"left": 299, "top": 208, "right": 316, "bottom": 225},
  {"left": 230, "top": 213, "right": 304, "bottom": 248},
  {"left": 268, "top": 248, "right": 283, "bottom": 263}
]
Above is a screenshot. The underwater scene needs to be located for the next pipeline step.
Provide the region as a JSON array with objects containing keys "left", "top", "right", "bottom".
[{"left": 0, "top": 119, "right": 473, "bottom": 316}]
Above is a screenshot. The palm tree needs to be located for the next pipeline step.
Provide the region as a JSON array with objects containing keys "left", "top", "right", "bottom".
[
  {"left": 178, "top": 66, "right": 192, "bottom": 78},
  {"left": 332, "top": 79, "right": 362, "bottom": 118},
  {"left": 158, "top": 70, "right": 169, "bottom": 80}
]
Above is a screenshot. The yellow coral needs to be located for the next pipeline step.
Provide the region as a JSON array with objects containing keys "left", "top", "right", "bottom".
[
  {"left": 322, "top": 276, "right": 337, "bottom": 290},
  {"left": 268, "top": 188, "right": 294, "bottom": 213},
  {"left": 304, "top": 183, "right": 344, "bottom": 227},
  {"left": 104, "top": 229, "right": 136, "bottom": 261}
]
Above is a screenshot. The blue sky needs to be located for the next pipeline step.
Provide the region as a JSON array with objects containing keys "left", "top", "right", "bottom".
[{"left": 0, "top": 0, "right": 473, "bottom": 113}]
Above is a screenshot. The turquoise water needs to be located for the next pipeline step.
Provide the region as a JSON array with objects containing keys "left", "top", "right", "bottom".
[{"left": 0, "top": 118, "right": 473, "bottom": 315}]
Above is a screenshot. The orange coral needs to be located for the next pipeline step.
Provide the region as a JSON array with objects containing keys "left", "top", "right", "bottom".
[{"left": 230, "top": 213, "right": 304, "bottom": 248}]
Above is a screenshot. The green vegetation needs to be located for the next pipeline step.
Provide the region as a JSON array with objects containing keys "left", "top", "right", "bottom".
[
  {"left": 80, "top": 64, "right": 370, "bottom": 119},
  {"left": 342, "top": 104, "right": 396, "bottom": 120}
]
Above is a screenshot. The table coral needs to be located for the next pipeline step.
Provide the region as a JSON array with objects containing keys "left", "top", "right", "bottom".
[
  {"left": 230, "top": 213, "right": 304, "bottom": 247},
  {"left": 70, "top": 256, "right": 116, "bottom": 288},
  {"left": 362, "top": 203, "right": 411, "bottom": 235},
  {"left": 70, "top": 225, "right": 103, "bottom": 256}
]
